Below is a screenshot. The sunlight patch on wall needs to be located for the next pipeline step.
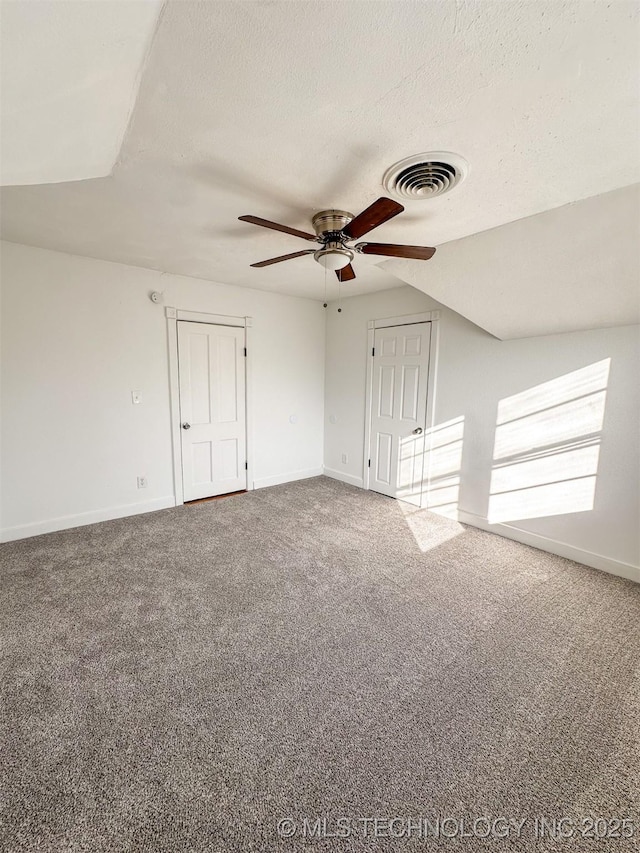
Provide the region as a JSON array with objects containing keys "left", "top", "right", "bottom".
[
  {"left": 397, "top": 431, "right": 428, "bottom": 504},
  {"left": 398, "top": 501, "right": 465, "bottom": 552},
  {"left": 489, "top": 360, "right": 610, "bottom": 523},
  {"left": 422, "top": 415, "right": 465, "bottom": 519}
]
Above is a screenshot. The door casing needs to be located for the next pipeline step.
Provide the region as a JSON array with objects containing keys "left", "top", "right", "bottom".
[
  {"left": 166, "top": 308, "right": 253, "bottom": 506},
  {"left": 363, "top": 311, "right": 440, "bottom": 507}
]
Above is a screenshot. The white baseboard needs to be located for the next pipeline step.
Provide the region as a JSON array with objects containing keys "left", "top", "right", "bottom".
[
  {"left": 1, "top": 496, "right": 177, "bottom": 543},
  {"left": 323, "top": 467, "right": 364, "bottom": 488},
  {"left": 457, "top": 509, "right": 640, "bottom": 584},
  {"left": 252, "top": 467, "right": 324, "bottom": 490}
]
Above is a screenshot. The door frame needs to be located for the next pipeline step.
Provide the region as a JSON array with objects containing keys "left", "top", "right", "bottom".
[
  {"left": 166, "top": 307, "right": 253, "bottom": 506},
  {"left": 363, "top": 310, "right": 440, "bottom": 507}
]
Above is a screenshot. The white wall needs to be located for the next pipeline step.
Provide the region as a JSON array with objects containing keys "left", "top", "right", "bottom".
[
  {"left": 324, "top": 286, "right": 440, "bottom": 487},
  {"left": 0, "top": 241, "right": 325, "bottom": 540},
  {"left": 2, "top": 241, "right": 638, "bottom": 583},
  {"left": 325, "top": 286, "right": 640, "bottom": 581}
]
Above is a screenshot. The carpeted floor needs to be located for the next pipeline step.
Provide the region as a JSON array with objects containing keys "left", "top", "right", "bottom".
[{"left": 1, "top": 476, "right": 639, "bottom": 852}]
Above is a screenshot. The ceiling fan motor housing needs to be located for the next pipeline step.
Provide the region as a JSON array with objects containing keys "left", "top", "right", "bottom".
[
  {"left": 312, "top": 209, "right": 356, "bottom": 270},
  {"left": 311, "top": 209, "right": 354, "bottom": 238}
]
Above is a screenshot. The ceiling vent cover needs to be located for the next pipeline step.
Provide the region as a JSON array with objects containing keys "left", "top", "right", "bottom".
[{"left": 383, "top": 152, "right": 468, "bottom": 200}]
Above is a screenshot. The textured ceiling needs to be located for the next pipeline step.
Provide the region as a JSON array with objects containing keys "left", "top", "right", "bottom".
[
  {"left": 383, "top": 184, "right": 640, "bottom": 340},
  {"left": 0, "top": 0, "right": 163, "bottom": 185},
  {"left": 1, "top": 0, "right": 638, "bottom": 334}
]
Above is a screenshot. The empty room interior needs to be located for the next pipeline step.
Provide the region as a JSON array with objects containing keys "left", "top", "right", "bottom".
[{"left": 1, "top": 1, "right": 639, "bottom": 851}]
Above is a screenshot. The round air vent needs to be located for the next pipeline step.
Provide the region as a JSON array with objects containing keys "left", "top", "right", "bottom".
[{"left": 383, "top": 152, "right": 468, "bottom": 200}]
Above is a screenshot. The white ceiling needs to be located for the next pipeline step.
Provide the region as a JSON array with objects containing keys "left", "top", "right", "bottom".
[
  {"left": 0, "top": 0, "right": 163, "bottom": 186},
  {"left": 1, "top": 0, "right": 638, "bottom": 335},
  {"left": 383, "top": 184, "right": 640, "bottom": 340}
]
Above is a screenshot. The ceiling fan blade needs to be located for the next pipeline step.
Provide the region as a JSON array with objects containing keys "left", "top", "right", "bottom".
[
  {"left": 239, "top": 215, "right": 317, "bottom": 241},
  {"left": 250, "top": 250, "right": 315, "bottom": 268},
  {"left": 357, "top": 242, "right": 436, "bottom": 260},
  {"left": 335, "top": 264, "right": 356, "bottom": 282},
  {"left": 343, "top": 197, "right": 404, "bottom": 239}
]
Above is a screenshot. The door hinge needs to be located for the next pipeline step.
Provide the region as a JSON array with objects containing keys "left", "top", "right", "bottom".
[
  {"left": 372, "top": 347, "right": 375, "bottom": 356},
  {"left": 368, "top": 459, "right": 371, "bottom": 468},
  {"left": 243, "top": 347, "right": 247, "bottom": 357},
  {"left": 245, "top": 461, "right": 248, "bottom": 470}
]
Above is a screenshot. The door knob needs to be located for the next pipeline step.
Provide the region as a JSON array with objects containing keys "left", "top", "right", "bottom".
[
  {"left": 412, "top": 427, "right": 423, "bottom": 434},
  {"left": 182, "top": 422, "right": 191, "bottom": 430}
]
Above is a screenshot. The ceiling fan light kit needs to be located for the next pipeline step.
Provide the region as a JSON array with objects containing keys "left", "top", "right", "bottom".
[
  {"left": 239, "top": 196, "right": 437, "bottom": 281},
  {"left": 314, "top": 244, "right": 354, "bottom": 271}
]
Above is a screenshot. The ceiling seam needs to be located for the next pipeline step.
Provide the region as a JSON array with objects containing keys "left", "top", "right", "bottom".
[{"left": 112, "top": 0, "right": 169, "bottom": 176}]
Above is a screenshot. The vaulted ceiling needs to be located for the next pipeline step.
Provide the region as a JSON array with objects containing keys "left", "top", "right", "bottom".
[
  {"left": 1, "top": 0, "right": 638, "bottom": 337},
  {"left": 0, "top": 0, "right": 163, "bottom": 185}
]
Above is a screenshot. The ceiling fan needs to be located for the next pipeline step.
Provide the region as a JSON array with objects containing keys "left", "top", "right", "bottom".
[{"left": 238, "top": 197, "right": 436, "bottom": 282}]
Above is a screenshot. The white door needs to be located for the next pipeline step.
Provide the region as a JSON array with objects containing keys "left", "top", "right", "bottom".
[
  {"left": 368, "top": 322, "right": 431, "bottom": 505},
  {"left": 177, "top": 321, "right": 247, "bottom": 501}
]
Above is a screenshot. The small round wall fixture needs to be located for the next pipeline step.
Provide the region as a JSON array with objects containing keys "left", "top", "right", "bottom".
[{"left": 383, "top": 152, "right": 469, "bottom": 200}]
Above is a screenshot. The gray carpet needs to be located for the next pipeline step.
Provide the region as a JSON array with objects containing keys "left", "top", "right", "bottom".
[{"left": 1, "top": 476, "right": 638, "bottom": 852}]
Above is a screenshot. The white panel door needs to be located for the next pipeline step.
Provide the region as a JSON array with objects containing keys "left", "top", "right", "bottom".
[
  {"left": 177, "top": 321, "right": 247, "bottom": 501},
  {"left": 368, "top": 322, "right": 431, "bottom": 505}
]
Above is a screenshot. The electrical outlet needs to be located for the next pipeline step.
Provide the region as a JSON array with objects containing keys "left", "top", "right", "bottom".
[
  {"left": 137, "top": 476, "right": 148, "bottom": 489},
  {"left": 341, "top": 453, "right": 348, "bottom": 464}
]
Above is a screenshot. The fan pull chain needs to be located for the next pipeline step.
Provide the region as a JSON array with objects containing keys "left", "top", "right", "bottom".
[
  {"left": 338, "top": 279, "right": 342, "bottom": 314},
  {"left": 323, "top": 264, "right": 328, "bottom": 308}
]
